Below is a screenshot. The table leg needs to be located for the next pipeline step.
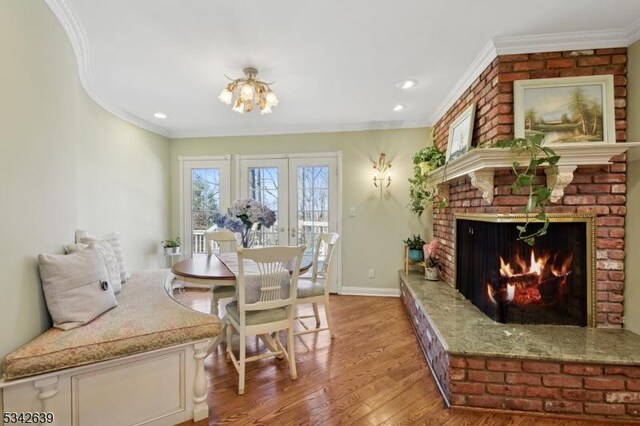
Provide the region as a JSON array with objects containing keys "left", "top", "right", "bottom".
[{"left": 259, "top": 333, "right": 284, "bottom": 359}]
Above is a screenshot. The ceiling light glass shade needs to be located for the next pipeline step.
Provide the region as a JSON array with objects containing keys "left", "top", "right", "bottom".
[
  {"left": 265, "top": 90, "right": 278, "bottom": 107},
  {"left": 218, "top": 88, "right": 233, "bottom": 104},
  {"left": 232, "top": 98, "right": 245, "bottom": 114},
  {"left": 219, "top": 67, "right": 278, "bottom": 115},
  {"left": 240, "top": 83, "right": 254, "bottom": 101}
]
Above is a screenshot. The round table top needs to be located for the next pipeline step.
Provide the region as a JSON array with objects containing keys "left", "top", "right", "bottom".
[{"left": 171, "top": 254, "right": 312, "bottom": 280}]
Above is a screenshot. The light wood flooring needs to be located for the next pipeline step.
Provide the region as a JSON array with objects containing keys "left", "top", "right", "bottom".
[{"left": 176, "top": 291, "right": 605, "bottom": 425}]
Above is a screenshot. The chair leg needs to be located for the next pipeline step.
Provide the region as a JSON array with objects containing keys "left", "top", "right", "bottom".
[
  {"left": 225, "top": 321, "right": 233, "bottom": 361},
  {"left": 324, "top": 294, "right": 335, "bottom": 339},
  {"left": 312, "top": 303, "right": 321, "bottom": 328},
  {"left": 287, "top": 326, "right": 297, "bottom": 380},
  {"left": 238, "top": 330, "right": 246, "bottom": 395}
]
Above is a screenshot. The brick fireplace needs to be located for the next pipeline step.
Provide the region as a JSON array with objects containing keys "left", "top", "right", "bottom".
[
  {"left": 398, "top": 46, "right": 640, "bottom": 421},
  {"left": 430, "top": 47, "right": 629, "bottom": 328}
]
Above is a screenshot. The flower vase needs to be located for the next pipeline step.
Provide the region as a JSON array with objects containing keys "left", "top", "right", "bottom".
[{"left": 240, "top": 230, "right": 252, "bottom": 248}]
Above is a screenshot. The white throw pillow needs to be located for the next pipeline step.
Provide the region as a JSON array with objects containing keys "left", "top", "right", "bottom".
[
  {"left": 38, "top": 246, "right": 118, "bottom": 330},
  {"left": 76, "top": 230, "right": 129, "bottom": 283},
  {"left": 65, "top": 242, "right": 122, "bottom": 293}
]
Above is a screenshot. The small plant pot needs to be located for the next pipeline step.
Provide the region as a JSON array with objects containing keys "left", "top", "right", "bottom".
[
  {"left": 408, "top": 249, "right": 424, "bottom": 262},
  {"left": 164, "top": 246, "right": 180, "bottom": 255},
  {"left": 425, "top": 267, "right": 439, "bottom": 281}
]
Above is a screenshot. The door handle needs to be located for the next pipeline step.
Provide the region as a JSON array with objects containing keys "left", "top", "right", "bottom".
[{"left": 290, "top": 228, "right": 296, "bottom": 238}]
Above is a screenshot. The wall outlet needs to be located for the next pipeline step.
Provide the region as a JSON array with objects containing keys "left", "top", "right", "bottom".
[
  {"left": 348, "top": 207, "right": 356, "bottom": 217},
  {"left": 368, "top": 268, "right": 375, "bottom": 279}
]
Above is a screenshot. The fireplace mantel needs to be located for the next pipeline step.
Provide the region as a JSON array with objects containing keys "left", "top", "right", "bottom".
[{"left": 427, "top": 142, "right": 640, "bottom": 203}]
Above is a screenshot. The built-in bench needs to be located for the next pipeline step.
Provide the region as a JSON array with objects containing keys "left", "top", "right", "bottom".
[
  {"left": 400, "top": 271, "right": 640, "bottom": 422},
  {"left": 1, "top": 270, "right": 223, "bottom": 426}
]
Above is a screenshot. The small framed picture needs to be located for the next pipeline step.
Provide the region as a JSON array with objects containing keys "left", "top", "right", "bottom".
[
  {"left": 446, "top": 104, "right": 476, "bottom": 162},
  {"left": 514, "top": 75, "right": 615, "bottom": 144}
]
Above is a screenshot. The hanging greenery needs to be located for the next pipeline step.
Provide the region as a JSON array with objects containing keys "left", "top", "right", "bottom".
[
  {"left": 495, "top": 134, "right": 560, "bottom": 246},
  {"left": 408, "top": 145, "right": 446, "bottom": 215}
]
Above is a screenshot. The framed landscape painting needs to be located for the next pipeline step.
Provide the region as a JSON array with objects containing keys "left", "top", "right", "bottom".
[
  {"left": 446, "top": 104, "right": 475, "bottom": 162},
  {"left": 514, "top": 75, "right": 615, "bottom": 144}
]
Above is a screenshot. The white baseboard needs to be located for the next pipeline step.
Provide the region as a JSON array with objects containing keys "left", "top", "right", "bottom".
[{"left": 339, "top": 286, "right": 400, "bottom": 297}]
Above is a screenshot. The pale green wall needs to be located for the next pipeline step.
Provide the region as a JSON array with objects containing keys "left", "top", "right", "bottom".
[
  {"left": 626, "top": 40, "right": 640, "bottom": 334},
  {"left": 0, "top": 1, "right": 171, "bottom": 363},
  {"left": 171, "top": 129, "right": 431, "bottom": 291}
]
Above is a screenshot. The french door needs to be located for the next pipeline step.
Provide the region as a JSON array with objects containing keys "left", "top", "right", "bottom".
[
  {"left": 181, "top": 157, "right": 231, "bottom": 257},
  {"left": 239, "top": 154, "right": 340, "bottom": 290}
]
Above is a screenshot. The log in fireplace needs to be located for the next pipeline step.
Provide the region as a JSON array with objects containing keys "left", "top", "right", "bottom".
[{"left": 455, "top": 214, "right": 595, "bottom": 327}]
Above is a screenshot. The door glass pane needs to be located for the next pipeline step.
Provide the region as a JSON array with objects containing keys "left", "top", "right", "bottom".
[
  {"left": 191, "top": 168, "right": 220, "bottom": 254},
  {"left": 248, "top": 167, "right": 280, "bottom": 246},
  {"left": 296, "top": 166, "right": 330, "bottom": 263}
]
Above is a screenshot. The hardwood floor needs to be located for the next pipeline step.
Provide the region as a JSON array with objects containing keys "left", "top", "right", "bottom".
[{"left": 176, "top": 292, "right": 602, "bottom": 425}]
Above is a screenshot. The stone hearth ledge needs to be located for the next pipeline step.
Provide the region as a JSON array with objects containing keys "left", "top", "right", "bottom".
[{"left": 400, "top": 272, "right": 640, "bottom": 365}]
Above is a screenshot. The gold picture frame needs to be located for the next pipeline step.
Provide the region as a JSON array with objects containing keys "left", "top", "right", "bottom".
[{"left": 514, "top": 75, "right": 615, "bottom": 144}]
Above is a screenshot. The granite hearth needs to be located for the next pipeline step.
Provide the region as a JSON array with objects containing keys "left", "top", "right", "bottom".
[{"left": 400, "top": 271, "right": 640, "bottom": 421}]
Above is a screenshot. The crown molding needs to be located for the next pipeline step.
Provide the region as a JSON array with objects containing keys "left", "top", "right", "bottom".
[
  {"left": 45, "top": 0, "right": 170, "bottom": 137},
  {"left": 493, "top": 28, "right": 630, "bottom": 55},
  {"left": 628, "top": 19, "right": 640, "bottom": 45},
  {"left": 169, "top": 119, "right": 431, "bottom": 139},
  {"left": 430, "top": 22, "right": 640, "bottom": 127},
  {"left": 428, "top": 40, "right": 498, "bottom": 125}
]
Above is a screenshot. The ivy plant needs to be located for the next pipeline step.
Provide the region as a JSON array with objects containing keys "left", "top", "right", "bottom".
[
  {"left": 495, "top": 133, "right": 560, "bottom": 246},
  {"left": 408, "top": 145, "right": 446, "bottom": 215}
]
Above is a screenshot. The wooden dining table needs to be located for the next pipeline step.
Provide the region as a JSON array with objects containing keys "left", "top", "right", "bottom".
[{"left": 171, "top": 253, "right": 312, "bottom": 314}]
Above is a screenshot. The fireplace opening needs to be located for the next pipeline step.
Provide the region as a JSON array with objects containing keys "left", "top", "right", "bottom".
[{"left": 455, "top": 214, "right": 595, "bottom": 327}]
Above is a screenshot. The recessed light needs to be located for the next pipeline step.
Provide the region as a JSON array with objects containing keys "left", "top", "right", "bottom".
[
  {"left": 154, "top": 112, "right": 167, "bottom": 119},
  {"left": 393, "top": 104, "right": 404, "bottom": 112},
  {"left": 396, "top": 80, "right": 417, "bottom": 90}
]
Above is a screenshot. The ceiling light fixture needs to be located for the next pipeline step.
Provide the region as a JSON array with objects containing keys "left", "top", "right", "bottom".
[
  {"left": 154, "top": 112, "right": 167, "bottom": 119},
  {"left": 396, "top": 79, "right": 417, "bottom": 89},
  {"left": 218, "top": 67, "right": 278, "bottom": 115},
  {"left": 393, "top": 104, "right": 404, "bottom": 112}
]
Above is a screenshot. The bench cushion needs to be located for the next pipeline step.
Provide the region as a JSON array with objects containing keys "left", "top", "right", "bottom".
[{"left": 3, "top": 270, "right": 221, "bottom": 381}]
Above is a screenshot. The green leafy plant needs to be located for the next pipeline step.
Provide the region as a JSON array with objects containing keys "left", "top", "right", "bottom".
[
  {"left": 403, "top": 234, "right": 426, "bottom": 250},
  {"left": 495, "top": 134, "right": 560, "bottom": 246},
  {"left": 408, "top": 145, "right": 446, "bottom": 215},
  {"left": 162, "top": 237, "right": 181, "bottom": 248}
]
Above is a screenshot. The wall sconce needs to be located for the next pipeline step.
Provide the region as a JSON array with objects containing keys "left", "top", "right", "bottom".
[{"left": 373, "top": 153, "right": 391, "bottom": 193}]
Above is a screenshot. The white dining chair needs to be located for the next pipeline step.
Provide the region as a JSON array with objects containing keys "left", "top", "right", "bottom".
[
  {"left": 205, "top": 229, "right": 238, "bottom": 315},
  {"left": 204, "top": 229, "right": 238, "bottom": 255},
  {"left": 225, "top": 245, "right": 305, "bottom": 395},
  {"left": 295, "top": 232, "right": 340, "bottom": 338}
]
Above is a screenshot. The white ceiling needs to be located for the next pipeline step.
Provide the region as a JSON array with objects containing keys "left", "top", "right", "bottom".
[{"left": 49, "top": 0, "right": 640, "bottom": 138}]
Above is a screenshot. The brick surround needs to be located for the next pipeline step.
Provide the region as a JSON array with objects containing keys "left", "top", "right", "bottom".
[
  {"left": 430, "top": 48, "right": 628, "bottom": 328},
  {"left": 400, "top": 278, "right": 640, "bottom": 421}
]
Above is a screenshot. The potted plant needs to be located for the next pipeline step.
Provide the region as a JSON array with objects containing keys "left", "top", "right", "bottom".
[
  {"left": 162, "top": 237, "right": 181, "bottom": 255},
  {"left": 423, "top": 239, "right": 441, "bottom": 281},
  {"left": 408, "top": 145, "right": 446, "bottom": 215},
  {"left": 403, "top": 234, "right": 426, "bottom": 262}
]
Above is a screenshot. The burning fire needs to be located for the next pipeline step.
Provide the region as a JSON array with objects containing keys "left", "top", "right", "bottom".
[{"left": 487, "top": 249, "right": 572, "bottom": 306}]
